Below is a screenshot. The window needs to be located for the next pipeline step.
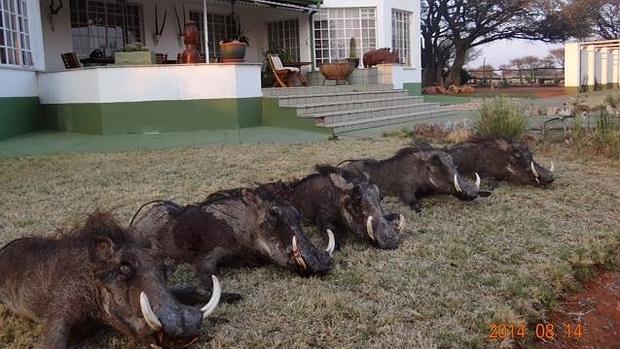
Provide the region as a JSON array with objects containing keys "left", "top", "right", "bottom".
[
  {"left": 313, "top": 8, "right": 376, "bottom": 67},
  {"left": 0, "top": 0, "right": 33, "bottom": 66},
  {"left": 69, "top": 0, "right": 143, "bottom": 58},
  {"left": 189, "top": 11, "right": 237, "bottom": 59},
  {"left": 267, "top": 19, "right": 299, "bottom": 62},
  {"left": 392, "top": 9, "right": 411, "bottom": 66}
]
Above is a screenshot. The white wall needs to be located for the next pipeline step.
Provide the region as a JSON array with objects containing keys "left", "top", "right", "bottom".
[
  {"left": 0, "top": 68, "right": 38, "bottom": 97},
  {"left": 37, "top": 64, "right": 262, "bottom": 104}
]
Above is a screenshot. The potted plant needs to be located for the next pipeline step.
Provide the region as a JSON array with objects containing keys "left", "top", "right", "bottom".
[
  {"left": 220, "top": 25, "right": 249, "bottom": 63},
  {"left": 114, "top": 42, "right": 156, "bottom": 65},
  {"left": 347, "top": 37, "right": 360, "bottom": 68}
]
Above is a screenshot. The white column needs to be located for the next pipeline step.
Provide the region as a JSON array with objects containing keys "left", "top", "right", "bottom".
[
  {"left": 587, "top": 47, "right": 596, "bottom": 87},
  {"left": 203, "top": 0, "right": 210, "bottom": 63},
  {"left": 564, "top": 43, "right": 580, "bottom": 90},
  {"left": 601, "top": 48, "right": 608, "bottom": 87}
]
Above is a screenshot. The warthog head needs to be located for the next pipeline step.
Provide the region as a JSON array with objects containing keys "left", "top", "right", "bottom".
[
  {"left": 420, "top": 150, "right": 481, "bottom": 201},
  {"left": 316, "top": 166, "right": 402, "bottom": 250},
  {"left": 451, "top": 138, "right": 555, "bottom": 187},
  {"left": 241, "top": 189, "right": 333, "bottom": 276},
  {"left": 84, "top": 213, "right": 221, "bottom": 348}
]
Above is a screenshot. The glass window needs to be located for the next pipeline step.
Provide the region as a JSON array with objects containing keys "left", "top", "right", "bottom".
[
  {"left": 0, "top": 0, "right": 32, "bottom": 67},
  {"left": 313, "top": 7, "right": 376, "bottom": 67},
  {"left": 392, "top": 9, "right": 411, "bottom": 66},
  {"left": 267, "top": 19, "right": 299, "bottom": 62},
  {"left": 190, "top": 11, "right": 238, "bottom": 59},
  {"left": 69, "top": 0, "right": 143, "bottom": 58}
]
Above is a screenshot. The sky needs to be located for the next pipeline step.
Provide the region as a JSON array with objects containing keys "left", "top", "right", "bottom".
[{"left": 466, "top": 39, "right": 563, "bottom": 69}]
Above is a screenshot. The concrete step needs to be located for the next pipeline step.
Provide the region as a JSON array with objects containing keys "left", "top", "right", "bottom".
[
  {"left": 322, "top": 109, "right": 456, "bottom": 135},
  {"left": 296, "top": 96, "right": 425, "bottom": 115},
  {"left": 262, "top": 84, "right": 393, "bottom": 97},
  {"left": 309, "top": 103, "right": 440, "bottom": 125},
  {"left": 273, "top": 90, "right": 409, "bottom": 107}
]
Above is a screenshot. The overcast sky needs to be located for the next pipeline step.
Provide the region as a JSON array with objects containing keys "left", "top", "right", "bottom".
[{"left": 466, "top": 39, "right": 563, "bottom": 69}]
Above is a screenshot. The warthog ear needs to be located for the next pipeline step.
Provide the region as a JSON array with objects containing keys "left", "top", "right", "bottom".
[
  {"left": 241, "top": 188, "right": 261, "bottom": 207},
  {"left": 329, "top": 173, "right": 354, "bottom": 191},
  {"left": 88, "top": 236, "right": 116, "bottom": 264},
  {"left": 496, "top": 138, "right": 511, "bottom": 152}
]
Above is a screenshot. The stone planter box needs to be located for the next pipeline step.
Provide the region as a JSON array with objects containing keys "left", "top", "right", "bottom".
[{"left": 114, "top": 51, "right": 156, "bottom": 65}]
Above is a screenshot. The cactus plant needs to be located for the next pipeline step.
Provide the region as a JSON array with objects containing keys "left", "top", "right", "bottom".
[{"left": 349, "top": 37, "right": 358, "bottom": 59}]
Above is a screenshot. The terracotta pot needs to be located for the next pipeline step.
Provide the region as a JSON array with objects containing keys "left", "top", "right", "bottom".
[
  {"left": 220, "top": 41, "right": 248, "bottom": 63},
  {"left": 180, "top": 21, "right": 200, "bottom": 63},
  {"left": 319, "top": 62, "right": 355, "bottom": 82}
]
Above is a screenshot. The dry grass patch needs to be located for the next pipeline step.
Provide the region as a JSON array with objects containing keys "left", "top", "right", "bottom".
[{"left": 0, "top": 138, "right": 619, "bottom": 349}]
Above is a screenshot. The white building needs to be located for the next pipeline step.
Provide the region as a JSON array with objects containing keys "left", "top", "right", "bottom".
[
  {"left": 0, "top": 0, "right": 423, "bottom": 140},
  {"left": 565, "top": 40, "right": 620, "bottom": 93}
]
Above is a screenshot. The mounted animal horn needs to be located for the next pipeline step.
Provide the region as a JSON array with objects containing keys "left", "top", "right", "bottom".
[
  {"left": 153, "top": 4, "right": 168, "bottom": 46},
  {"left": 140, "top": 292, "right": 163, "bottom": 332}
]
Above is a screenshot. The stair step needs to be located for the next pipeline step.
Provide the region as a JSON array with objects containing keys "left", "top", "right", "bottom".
[
  {"left": 275, "top": 90, "right": 409, "bottom": 107},
  {"left": 296, "top": 96, "right": 425, "bottom": 115},
  {"left": 311, "top": 103, "right": 440, "bottom": 124},
  {"left": 262, "top": 84, "right": 393, "bottom": 97},
  {"left": 321, "top": 109, "right": 456, "bottom": 134}
]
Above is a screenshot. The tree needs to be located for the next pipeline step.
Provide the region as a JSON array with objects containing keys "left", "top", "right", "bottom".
[
  {"left": 421, "top": 0, "right": 585, "bottom": 86},
  {"left": 588, "top": 0, "right": 620, "bottom": 39},
  {"left": 546, "top": 48, "right": 565, "bottom": 68}
]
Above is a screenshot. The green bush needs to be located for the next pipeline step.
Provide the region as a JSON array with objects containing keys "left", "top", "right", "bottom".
[{"left": 475, "top": 97, "right": 528, "bottom": 140}]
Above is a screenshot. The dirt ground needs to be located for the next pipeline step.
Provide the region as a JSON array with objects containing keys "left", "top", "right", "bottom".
[
  {"left": 0, "top": 137, "right": 619, "bottom": 349},
  {"left": 528, "top": 269, "right": 620, "bottom": 349},
  {"left": 473, "top": 86, "right": 568, "bottom": 99}
]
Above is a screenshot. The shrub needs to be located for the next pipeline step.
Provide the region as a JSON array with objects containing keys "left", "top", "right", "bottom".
[
  {"left": 569, "top": 111, "right": 620, "bottom": 158},
  {"left": 475, "top": 97, "right": 528, "bottom": 140},
  {"left": 603, "top": 92, "right": 620, "bottom": 108}
]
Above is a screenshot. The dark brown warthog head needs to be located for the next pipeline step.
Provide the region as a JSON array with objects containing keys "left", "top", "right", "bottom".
[
  {"left": 316, "top": 166, "right": 402, "bottom": 250},
  {"left": 241, "top": 189, "right": 333, "bottom": 276},
  {"left": 418, "top": 150, "right": 481, "bottom": 201},
  {"left": 450, "top": 138, "right": 555, "bottom": 187},
  {"left": 0, "top": 211, "right": 221, "bottom": 349}
]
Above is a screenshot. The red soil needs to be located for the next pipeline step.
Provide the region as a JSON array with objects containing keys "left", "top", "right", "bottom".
[
  {"left": 529, "top": 270, "right": 620, "bottom": 349},
  {"left": 475, "top": 86, "right": 568, "bottom": 99}
]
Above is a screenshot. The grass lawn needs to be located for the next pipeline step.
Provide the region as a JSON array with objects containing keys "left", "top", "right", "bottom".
[{"left": 0, "top": 137, "right": 619, "bottom": 349}]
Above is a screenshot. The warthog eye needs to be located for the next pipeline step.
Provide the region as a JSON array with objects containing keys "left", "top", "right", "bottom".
[{"left": 118, "top": 263, "right": 134, "bottom": 281}]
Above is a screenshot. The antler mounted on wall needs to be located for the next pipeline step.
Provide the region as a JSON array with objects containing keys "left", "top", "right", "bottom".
[
  {"left": 153, "top": 4, "right": 168, "bottom": 46},
  {"left": 48, "top": 0, "right": 64, "bottom": 31}
]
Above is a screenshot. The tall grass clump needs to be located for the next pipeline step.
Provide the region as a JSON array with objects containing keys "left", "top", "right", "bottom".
[
  {"left": 475, "top": 97, "right": 528, "bottom": 140},
  {"left": 570, "top": 111, "right": 620, "bottom": 158},
  {"left": 603, "top": 92, "right": 620, "bottom": 108}
]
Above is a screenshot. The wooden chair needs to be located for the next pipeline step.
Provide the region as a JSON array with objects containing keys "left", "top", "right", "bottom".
[
  {"left": 267, "top": 54, "right": 308, "bottom": 87},
  {"left": 61, "top": 52, "right": 82, "bottom": 69}
]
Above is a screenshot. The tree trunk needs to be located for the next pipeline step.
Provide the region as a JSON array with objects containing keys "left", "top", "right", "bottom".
[{"left": 447, "top": 44, "right": 467, "bottom": 86}]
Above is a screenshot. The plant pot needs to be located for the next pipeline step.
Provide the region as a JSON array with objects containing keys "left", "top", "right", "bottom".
[
  {"left": 220, "top": 41, "right": 248, "bottom": 63},
  {"left": 319, "top": 62, "right": 355, "bottom": 84},
  {"left": 114, "top": 51, "right": 156, "bottom": 65}
]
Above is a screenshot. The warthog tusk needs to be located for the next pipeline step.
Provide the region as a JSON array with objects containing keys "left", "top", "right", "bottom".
[
  {"left": 535, "top": 177, "right": 541, "bottom": 185},
  {"left": 200, "top": 275, "right": 221, "bottom": 319},
  {"left": 474, "top": 172, "right": 481, "bottom": 189},
  {"left": 140, "top": 292, "right": 163, "bottom": 332},
  {"left": 429, "top": 177, "right": 438, "bottom": 188},
  {"left": 453, "top": 174, "right": 462, "bottom": 193},
  {"left": 530, "top": 161, "right": 540, "bottom": 178},
  {"left": 550, "top": 161, "right": 555, "bottom": 173},
  {"left": 151, "top": 345, "right": 163, "bottom": 349},
  {"left": 367, "top": 216, "right": 375, "bottom": 241},
  {"left": 325, "top": 229, "right": 335, "bottom": 257},
  {"left": 505, "top": 166, "right": 516, "bottom": 175},
  {"left": 292, "top": 236, "right": 307, "bottom": 271},
  {"left": 398, "top": 214, "right": 405, "bottom": 232}
]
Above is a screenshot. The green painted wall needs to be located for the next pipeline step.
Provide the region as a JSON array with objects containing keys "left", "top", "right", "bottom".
[
  {"left": 44, "top": 98, "right": 262, "bottom": 135},
  {"left": 0, "top": 97, "right": 42, "bottom": 141},
  {"left": 261, "top": 98, "right": 333, "bottom": 135},
  {"left": 403, "top": 82, "right": 422, "bottom": 96}
]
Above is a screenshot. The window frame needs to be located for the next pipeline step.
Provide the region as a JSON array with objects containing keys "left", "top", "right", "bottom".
[
  {"left": 189, "top": 10, "right": 238, "bottom": 59},
  {"left": 69, "top": 0, "right": 144, "bottom": 59},
  {"left": 267, "top": 19, "right": 300, "bottom": 62},
  {"left": 312, "top": 7, "right": 377, "bottom": 68},
  {"left": 391, "top": 8, "right": 412, "bottom": 66},
  {"left": 0, "top": 0, "right": 33, "bottom": 67}
]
